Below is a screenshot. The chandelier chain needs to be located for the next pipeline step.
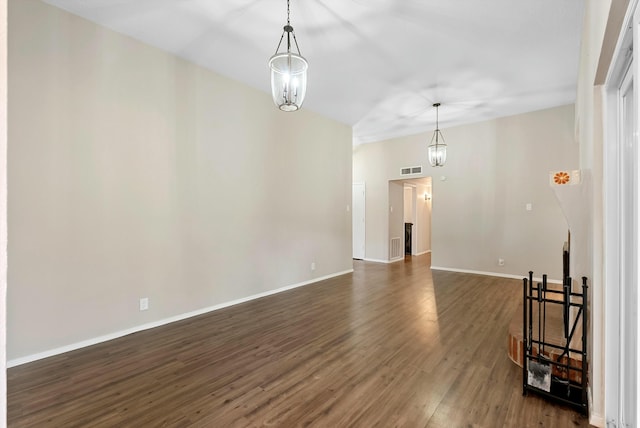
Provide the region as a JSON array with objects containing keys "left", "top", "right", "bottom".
[{"left": 287, "top": 0, "right": 290, "bottom": 25}]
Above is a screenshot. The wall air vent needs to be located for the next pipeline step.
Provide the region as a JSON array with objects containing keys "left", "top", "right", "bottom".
[{"left": 400, "top": 166, "right": 423, "bottom": 176}]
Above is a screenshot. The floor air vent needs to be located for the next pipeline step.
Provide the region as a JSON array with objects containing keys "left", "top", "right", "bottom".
[{"left": 390, "top": 237, "right": 402, "bottom": 259}]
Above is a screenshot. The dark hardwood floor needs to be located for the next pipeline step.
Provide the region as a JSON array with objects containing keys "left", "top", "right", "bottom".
[{"left": 8, "top": 254, "right": 591, "bottom": 427}]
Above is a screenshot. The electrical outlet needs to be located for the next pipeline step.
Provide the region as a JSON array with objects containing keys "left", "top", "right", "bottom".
[
  {"left": 498, "top": 258, "right": 505, "bottom": 266},
  {"left": 139, "top": 297, "right": 149, "bottom": 311},
  {"left": 311, "top": 262, "right": 316, "bottom": 271}
]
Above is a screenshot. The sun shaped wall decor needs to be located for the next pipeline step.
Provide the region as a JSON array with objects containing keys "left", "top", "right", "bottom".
[
  {"left": 553, "top": 171, "right": 571, "bottom": 185},
  {"left": 549, "top": 170, "right": 581, "bottom": 187}
]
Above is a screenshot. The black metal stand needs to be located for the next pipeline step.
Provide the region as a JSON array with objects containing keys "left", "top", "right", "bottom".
[{"left": 522, "top": 271, "right": 588, "bottom": 415}]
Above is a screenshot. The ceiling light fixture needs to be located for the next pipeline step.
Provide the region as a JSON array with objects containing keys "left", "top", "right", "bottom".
[
  {"left": 427, "top": 103, "right": 447, "bottom": 167},
  {"left": 269, "top": 0, "right": 308, "bottom": 112}
]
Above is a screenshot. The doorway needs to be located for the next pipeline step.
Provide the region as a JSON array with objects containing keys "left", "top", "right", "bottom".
[{"left": 394, "top": 177, "right": 432, "bottom": 259}]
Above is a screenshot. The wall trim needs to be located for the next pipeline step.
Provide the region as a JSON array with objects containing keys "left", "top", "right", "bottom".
[
  {"left": 588, "top": 385, "right": 605, "bottom": 427},
  {"left": 430, "top": 266, "right": 562, "bottom": 284},
  {"left": 7, "top": 268, "right": 354, "bottom": 368},
  {"left": 363, "top": 252, "right": 429, "bottom": 263},
  {"left": 362, "top": 257, "right": 404, "bottom": 264},
  {"left": 589, "top": 413, "right": 605, "bottom": 428}
]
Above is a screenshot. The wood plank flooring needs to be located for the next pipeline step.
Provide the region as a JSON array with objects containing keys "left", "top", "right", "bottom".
[{"left": 8, "top": 254, "right": 591, "bottom": 427}]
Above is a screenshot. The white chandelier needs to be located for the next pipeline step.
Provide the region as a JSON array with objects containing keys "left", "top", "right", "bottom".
[
  {"left": 427, "top": 103, "right": 447, "bottom": 167},
  {"left": 269, "top": 0, "right": 308, "bottom": 112}
]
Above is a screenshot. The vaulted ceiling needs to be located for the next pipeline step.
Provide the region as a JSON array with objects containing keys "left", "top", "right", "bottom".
[{"left": 42, "top": 0, "right": 584, "bottom": 144}]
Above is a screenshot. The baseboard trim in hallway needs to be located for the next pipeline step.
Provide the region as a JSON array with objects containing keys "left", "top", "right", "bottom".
[
  {"left": 431, "top": 265, "right": 562, "bottom": 284},
  {"left": 7, "top": 268, "right": 354, "bottom": 368}
]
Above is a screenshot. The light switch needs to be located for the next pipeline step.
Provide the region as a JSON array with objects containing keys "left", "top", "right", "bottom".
[{"left": 526, "top": 203, "right": 532, "bottom": 211}]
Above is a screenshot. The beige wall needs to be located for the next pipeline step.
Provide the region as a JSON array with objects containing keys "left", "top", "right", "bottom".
[
  {"left": 353, "top": 104, "right": 577, "bottom": 279},
  {"left": 431, "top": 107, "right": 577, "bottom": 279},
  {"left": 388, "top": 181, "right": 404, "bottom": 259},
  {"left": 573, "top": 1, "right": 609, "bottom": 423},
  {"left": 416, "top": 182, "right": 431, "bottom": 254},
  {"left": 403, "top": 186, "right": 413, "bottom": 224},
  {"left": 8, "top": 0, "right": 352, "bottom": 362},
  {"left": 572, "top": 0, "right": 627, "bottom": 424},
  {"left": 1, "top": 0, "right": 6, "bottom": 423}
]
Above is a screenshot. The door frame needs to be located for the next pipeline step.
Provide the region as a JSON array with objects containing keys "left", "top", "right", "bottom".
[
  {"left": 352, "top": 182, "right": 366, "bottom": 260},
  {"left": 604, "top": 1, "right": 640, "bottom": 425},
  {"left": 403, "top": 183, "right": 418, "bottom": 256}
]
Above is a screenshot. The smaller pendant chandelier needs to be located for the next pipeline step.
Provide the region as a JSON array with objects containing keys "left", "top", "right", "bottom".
[
  {"left": 269, "top": 0, "right": 308, "bottom": 112},
  {"left": 428, "top": 103, "right": 447, "bottom": 167}
]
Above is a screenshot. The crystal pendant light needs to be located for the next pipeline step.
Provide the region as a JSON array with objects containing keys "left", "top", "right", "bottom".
[
  {"left": 269, "top": 0, "right": 308, "bottom": 111},
  {"left": 427, "top": 103, "right": 447, "bottom": 167}
]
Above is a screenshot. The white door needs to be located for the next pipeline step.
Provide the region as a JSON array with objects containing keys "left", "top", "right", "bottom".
[{"left": 352, "top": 183, "right": 365, "bottom": 259}]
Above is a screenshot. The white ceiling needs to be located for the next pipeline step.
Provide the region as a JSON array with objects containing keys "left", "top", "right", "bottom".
[{"left": 42, "top": 0, "right": 584, "bottom": 144}]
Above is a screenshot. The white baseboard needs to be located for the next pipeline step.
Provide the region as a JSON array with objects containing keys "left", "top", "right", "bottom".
[
  {"left": 589, "top": 413, "right": 605, "bottom": 427},
  {"left": 361, "top": 252, "right": 431, "bottom": 263},
  {"left": 7, "top": 269, "right": 354, "bottom": 368},
  {"left": 362, "top": 257, "right": 405, "bottom": 264},
  {"left": 414, "top": 250, "right": 431, "bottom": 256},
  {"left": 362, "top": 258, "right": 392, "bottom": 264},
  {"left": 430, "top": 266, "right": 562, "bottom": 284},
  {"left": 588, "top": 386, "right": 605, "bottom": 427}
]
